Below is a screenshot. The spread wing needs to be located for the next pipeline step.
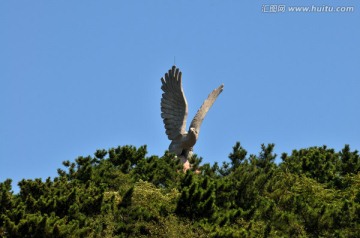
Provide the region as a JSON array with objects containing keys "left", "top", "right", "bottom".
[
  {"left": 189, "top": 84, "right": 224, "bottom": 134},
  {"left": 161, "top": 66, "right": 188, "bottom": 140}
]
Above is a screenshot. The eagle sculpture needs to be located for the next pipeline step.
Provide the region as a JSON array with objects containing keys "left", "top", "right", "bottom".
[{"left": 161, "top": 65, "right": 224, "bottom": 161}]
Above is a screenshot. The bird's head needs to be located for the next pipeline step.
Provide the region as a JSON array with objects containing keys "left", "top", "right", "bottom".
[{"left": 189, "top": 127, "right": 199, "bottom": 140}]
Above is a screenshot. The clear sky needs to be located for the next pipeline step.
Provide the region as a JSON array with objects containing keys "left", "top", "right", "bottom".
[{"left": 1, "top": 1, "right": 359, "bottom": 192}]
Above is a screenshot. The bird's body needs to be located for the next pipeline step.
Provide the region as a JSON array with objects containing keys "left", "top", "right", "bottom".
[
  {"left": 169, "top": 128, "right": 198, "bottom": 156},
  {"left": 160, "top": 66, "right": 223, "bottom": 161}
]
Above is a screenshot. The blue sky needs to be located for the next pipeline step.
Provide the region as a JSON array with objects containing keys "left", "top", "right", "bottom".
[{"left": 1, "top": 1, "right": 359, "bottom": 192}]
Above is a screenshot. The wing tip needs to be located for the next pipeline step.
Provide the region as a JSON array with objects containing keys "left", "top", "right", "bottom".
[
  {"left": 161, "top": 77, "right": 166, "bottom": 85},
  {"left": 215, "top": 84, "right": 224, "bottom": 94}
]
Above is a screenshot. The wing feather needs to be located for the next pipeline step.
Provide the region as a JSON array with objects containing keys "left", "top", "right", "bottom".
[
  {"left": 189, "top": 84, "right": 224, "bottom": 134},
  {"left": 161, "top": 66, "right": 188, "bottom": 140}
]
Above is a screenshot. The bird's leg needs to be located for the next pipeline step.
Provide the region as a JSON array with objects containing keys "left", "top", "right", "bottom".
[
  {"left": 187, "top": 149, "right": 193, "bottom": 160},
  {"left": 182, "top": 148, "right": 193, "bottom": 160},
  {"left": 178, "top": 149, "right": 194, "bottom": 172}
]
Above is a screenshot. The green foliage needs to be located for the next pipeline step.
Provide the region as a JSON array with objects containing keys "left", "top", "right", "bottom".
[
  {"left": 176, "top": 172, "right": 217, "bottom": 220},
  {"left": 228, "top": 142, "right": 247, "bottom": 170},
  {"left": 1, "top": 143, "right": 359, "bottom": 237}
]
